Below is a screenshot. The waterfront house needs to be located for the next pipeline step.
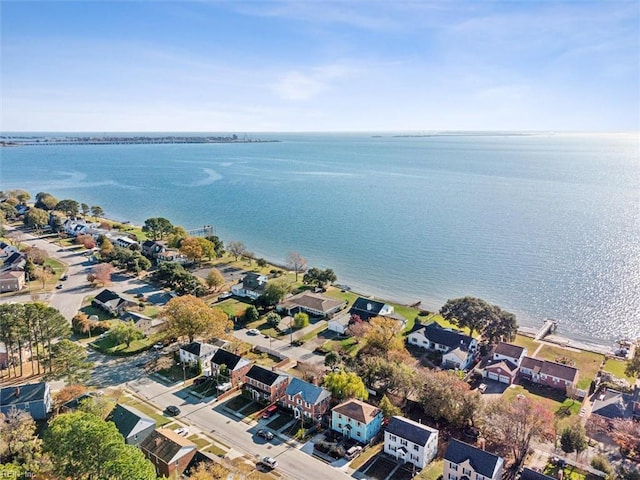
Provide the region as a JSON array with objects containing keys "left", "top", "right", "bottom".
[
  {"left": 492, "top": 342, "right": 527, "bottom": 366},
  {"left": 92, "top": 289, "right": 135, "bottom": 316},
  {"left": 519, "top": 357, "right": 579, "bottom": 391},
  {"left": 0, "top": 270, "right": 25, "bottom": 292},
  {"left": 157, "top": 248, "right": 189, "bottom": 265},
  {"left": 331, "top": 399, "right": 382, "bottom": 444},
  {"left": 277, "top": 291, "right": 346, "bottom": 318},
  {"left": 591, "top": 386, "right": 640, "bottom": 422},
  {"left": 482, "top": 340, "right": 527, "bottom": 384},
  {"left": 210, "top": 348, "right": 252, "bottom": 386},
  {"left": 384, "top": 416, "right": 439, "bottom": 470},
  {"left": 444, "top": 439, "right": 503, "bottom": 480},
  {"left": 243, "top": 365, "right": 289, "bottom": 403},
  {"left": 231, "top": 272, "right": 268, "bottom": 300},
  {"left": 327, "top": 313, "right": 352, "bottom": 334},
  {"left": 179, "top": 341, "right": 218, "bottom": 376},
  {"left": 107, "top": 403, "right": 156, "bottom": 446},
  {"left": 407, "top": 322, "right": 478, "bottom": 370},
  {"left": 142, "top": 240, "right": 166, "bottom": 259},
  {"left": 112, "top": 236, "right": 139, "bottom": 250},
  {"left": 140, "top": 428, "right": 197, "bottom": 479},
  {"left": 62, "top": 218, "right": 97, "bottom": 237},
  {"left": 349, "top": 297, "right": 394, "bottom": 320},
  {"left": 283, "top": 377, "right": 331, "bottom": 421},
  {"left": 0, "top": 382, "right": 52, "bottom": 420}
]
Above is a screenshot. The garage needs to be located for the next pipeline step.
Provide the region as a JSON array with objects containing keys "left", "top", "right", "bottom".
[
  {"left": 498, "top": 374, "right": 511, "bottom": 384},
  {"left": 486, "top": 371, "right": 500, "bottom": 382}
]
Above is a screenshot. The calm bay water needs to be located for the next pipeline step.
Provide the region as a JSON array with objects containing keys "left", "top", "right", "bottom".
[{"left": 1, "top": 132, "right": 638, "bottom": 345}]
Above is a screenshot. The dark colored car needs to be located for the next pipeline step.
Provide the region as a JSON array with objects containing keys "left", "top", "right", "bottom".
[
  {"left": 60, "top": 275, "right": 68, "bottom": 281},
  {"left": 257, "top": 429, "right": 274, "bottom": 440},
  {"left": 165, "top": 405, "right": 180, "bottom": 416}
]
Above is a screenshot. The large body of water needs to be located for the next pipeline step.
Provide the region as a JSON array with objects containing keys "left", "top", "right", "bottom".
[{"left": 1, "top": 132, "right": 638, "bottom": 345}]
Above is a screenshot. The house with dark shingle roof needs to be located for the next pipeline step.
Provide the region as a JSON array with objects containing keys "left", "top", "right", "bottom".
[
  {"left": 179, "top": 341, "right": 218, "bottom": 375},
  {"left": 210, "top": 349, "right": 252, "bottom": 387},
  {"left": 493, "top": 342, "right": 527, "bottom": 366},
  {"left": 283, "top": 377, "right": 331, "bottom": 420},
  {"left": 107, "top": 404, "right": 156, "bottom": 446},
  {"left": 444, "top": 438, "right": 503, "bottom": 480},
  {"left": 92, "top": 289, "right": 134, "bottom": 316},
  {"left": 349, "top": 297, "right": 393, "bottom": 320},
  {"left": 331, "top": 399, "right": 382, "bottom": 444},
  {"left": 520, "top": 468, "right": 556, "bottom": 480},
  {"left": 120, "top": 311, "right": 165, "bottom": 335},
  {"left": 0, "top": 382, "right": 52, "bottom": 420},
  {"left": 2, "top": 251, "right": 26, "bottom": 272},
  {"left": 591, "top": 387, "right": 640, "bottom": 422},
  {"left": 243, "top": 365, "right": 289, "bottom": 403},
  {"left": 277, "top": 291, "right": 346, "bottom": 318},
  {"left": 519, "top": 357, "right": 579, "bottom": 391},
  {"left": 384, "top": 416, "right": 439, "bottom": 469},
  {"left": 407, "top": 322, "right": 478, "bottom": 370},
  {"left": 140, "top": 428, "right": 197, "bottom": 479},
  {"left": 231, "top": 272, "right": 268, "bottom": 300}
]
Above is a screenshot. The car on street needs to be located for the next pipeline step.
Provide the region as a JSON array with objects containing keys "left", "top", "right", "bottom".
[
  {"left": 56, "top": 284, "right": 63, "bottom": 290},
  {"left": 217, "top": 382, "right": 232, "bottom": 392},
  {"left": 256, "top": 429, "right": 274, "bottom": 441},
  {"left": 260, "top": 457, "right": 278, "bottom": 469},
  {"left": 165, "top": 405, "right": 181, "bottom": 416},
  {"left": 247, "top": 328, "right": 260, "bottom": 335},
  {"left": 175, "top": 427, "right": 189, "bottom": 436},
  {"left": 60, "top": 275, "right": 68, "bottom": 281}
]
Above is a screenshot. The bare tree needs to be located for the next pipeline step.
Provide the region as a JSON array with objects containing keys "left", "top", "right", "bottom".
[{"left": 286, "top": 251, "right": 307, "bottom": 281}]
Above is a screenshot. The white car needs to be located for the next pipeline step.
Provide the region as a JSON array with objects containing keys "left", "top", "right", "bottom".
[
  {"left": 218, "top": 292, "right": 232, "bottom": 299},
  {"left": 247, "top": 328, "right": 260, "bottom": 335},
  {"left": 153, "top": 342, "right": 164, "bottom": 350},
  {"left": 175, "top": 427, "right": 189, "bottom": 436},
  {"left": 478, "top": 383, "right": 487, "bottom": 393},
  {"left": 261, "top": 457, "right": 278, "bottom": 469}
]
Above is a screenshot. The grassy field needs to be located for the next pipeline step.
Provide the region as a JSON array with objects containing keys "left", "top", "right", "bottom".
[
  {"left": 205, "top": 444, "right": 228, "bottom": 457},
  {"left": 217, "top": 298, "right": 250, "bottom": 319},
  {"left": 243, "top": 350, "right": 280, "bottom": 368},
  {"left": 416, "top": 459, "right": 444, "bottom": 480},
  {"left": 187, "top": 434, "right": 211, "bottom": 449},
  {"left": 602, "top": 357, "right": 636, "bottom": 383},
  {"left": 544, "top": 463, "right": 601, "bottom": 480},
  {"left": 322, "top": 337, "right": 364, "bottom": 357},
  {"left": 512, "top": 335, "right": 540, "bottom": 354},
  {"left": 501, "top": 384, "right": 581, "bottom": 418},
  {"left": 536, "top": 345, "right": 604, "bottom": 389},
  {"left": 90, "top": 332, "right": 163, "bottom": 355},
  {"left": 349, "top": 443, "right": 383, "bottom": 470},
  {"left": 118, "top": 396, "right": 172, "bottom": 426}
]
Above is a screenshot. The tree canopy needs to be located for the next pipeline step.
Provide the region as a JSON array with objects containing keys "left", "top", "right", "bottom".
[
  {"left": 142, "top": 217, "right": 173, "bottom": 240},
  {"left": 164, "top": 295, "right": 232, "bottom": 342},
  {"left": 323, "top": 370, "right": 368, "bottom": 401},
  {"left": 227, "top": 241, "right": 247, "bottom": 261},
  {"left": 45, "top": 339, "right": 94, "bottom": 384},
  {"left": 23, "top": 207, "right": 49, "bottom": 230},
  {"left": 440, "top": 296, "right": 517, "bottom": 341},
  {"left": 302, "top": 267, "right": 337, "bottom": 289},
  {"left": 286, "top": 251, "right": 307, "bottom": 281},
  {"left": 55, "top": 199, "right": 80, "bottom": 217}
]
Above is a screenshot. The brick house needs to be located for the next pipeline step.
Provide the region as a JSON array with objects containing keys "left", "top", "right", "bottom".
[
  {"left": 519, "top": 357, "right": 579, "bottom": 391},
  {"left": 140, "top": 428, "right": 197, "bottom": 479},
  {"left": 243, "top": 365, "right": 289, "bottom": 403},
  {"left": 283, "top": 377, "right": 331, "bottom": 421},
  {"left": 210, "top": 349, "right": 252, "bottom": 387}
]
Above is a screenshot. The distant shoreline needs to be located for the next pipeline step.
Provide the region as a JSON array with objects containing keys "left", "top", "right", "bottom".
[{"left": 0, "top": 134, "right": 279, "bottom": 147}]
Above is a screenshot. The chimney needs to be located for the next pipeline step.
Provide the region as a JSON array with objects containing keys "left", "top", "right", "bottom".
[
  {"left": 477, "top": 437, "right": 486, "bottom": 450},
  {"left": 14, "top": 387, "right": 20, "bottom": 398},
  {"left": 367, "top": 303, "right": 372, "bottom": 311},
  {"left": 154, "top": 436, "right": 162, "bottom": 447}
]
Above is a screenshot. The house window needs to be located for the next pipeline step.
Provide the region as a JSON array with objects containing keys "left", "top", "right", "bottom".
[
  {"left": 356, "top": 431, "right": 361, "bottom": 437},
  {"left": 413, "top": 445, "right": 419, "bottom": 451},
  {"left": 449, "top": 475, "right": 457, "bottom": 480},
  {"left": 401, "top": 439, "right": 408, "bottom": 446},
  {"left": 338, "top": 414, "right": 342, "bottom": 419},
  {"left": 463, "top": 468, "right": 471, "bottom": 476},
  {"left": 297, "top": 398, "right": 301, "bottom": 405},
  {"left": 390, "top": 435, "right": 396, "bottom": 441},
  {"left": 450, "top": 463, "right": 458, "bottom": 471},
  {"left": 288, "top": 395, "right": 292, "bottom": 401}
]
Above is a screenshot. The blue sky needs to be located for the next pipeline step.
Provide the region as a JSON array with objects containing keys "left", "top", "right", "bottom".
[{"left": 1, "top": 1, "right": 638, "bottom": 132}]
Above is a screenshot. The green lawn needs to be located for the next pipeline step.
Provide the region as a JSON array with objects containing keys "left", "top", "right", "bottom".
[
  {"left": 544, "top": 463, "right": 601, "bottom": 480},
  {"left": 217, "top": 298, "right": 250, "bottom": 319},
  {"left": 205, "top": 444, "right": 228, "bottom": 457},
  {"left": 243, "top": 350, "right": 280, "bottom": 368},
  {"left": 187, "top": 435, "right": 211, "bottom": 449},
  {"left": 266, "top": 413, "right": 294, "bottom": 431},
  {"left": 224, "top": 395, "right": 253, "bottom": 412},
  {"left": 118, "top": 397, "right": 172, "bottom": 426},
  {"left": 536, "top": 345, "right": 604, "bottom": 389},
  {"left": 322, "top": 337, "right": 364, "bottom": 357},
  {"left": 416, "top": 459, "right": 444, "bottom": 480},
  {"left": 512, "top": 335, "right": 540, "bottom": 354},
  {"left": 300, "top": 324, "right": 328, "bottom": 342},
  {"left": 349, "top": 444, "right": 382, "bottom": 470},
  {"left": 501, "top": 384, "right": 577, "bottom": 418},
  {"left": 90, "top": 333, "right": 161, "bottom": 355},
  {"left": 80, "top": 304, "right": 115, "bottom": 321},
  {"left": 602, "top": 358, "right": 636, "bottom": 383}
]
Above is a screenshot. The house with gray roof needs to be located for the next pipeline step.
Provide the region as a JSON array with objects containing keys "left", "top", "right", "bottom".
[
  {"left": 384, "top": 416, "right": 439, "bottom": 469},
  {"left": 591, "top": 386, "right": 640, "bottom": 422},
  {"left": 231, "top": 272, "right": 268, "bottom": 300},
  {"left": 179, "top": 341, "right": 218, "bottom": 376},
  {"left": 407, "top": 322, "right": 478, "bottom": 370},
  {"left": 277, "top": 291, "right": 346, "bottom": 318},
  {"left": 107, "top": 403, "right": 156, "bottom": 446},
  {"left": 444, "top": 438, "right": 503, "bottom": 480},
  {"left": 0, "top": 382, "right": 52, "bottom": 420},
  {"left": 92, "top": 289, "right": 135, "bottom": 316},
  {"left": 283, "top": 377, "right": 331, "bottom": 420}
]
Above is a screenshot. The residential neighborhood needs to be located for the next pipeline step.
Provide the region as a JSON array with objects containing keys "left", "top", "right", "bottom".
[{"left": 0, "top": 194, "right": 639, "bottom": 480}]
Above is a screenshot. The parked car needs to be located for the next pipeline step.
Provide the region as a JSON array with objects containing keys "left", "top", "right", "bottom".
[
  {"left": 345, "top": 446, "right": 362, "bottom": 460},
  {"left": 262, "top": 405, "right": 278, "bottom": 419},
  {"left": 60, "top": 275, "right": 68, "bottom": 281},
  {"left": 257, "top": 429, "right": 274, "bottom": 440},
  {"left": 478, "top": 383, "right": 487, "bottom": 393},
  {"left": 165, "top": 405, "right": 181, "bottom": 416},
  {"left": 153, "top": 342, "right": 164, "bottom": 350},
  {"left": 56, "top": 284, "right": 63, "bottom": 290},
  {"left": 247, "top": 328, "right": 260, "bottom": 335},
  {"left": 261, "top": 457, "right": 278, "bottom": 469},
  {"left": 218, "top": 292, "right": 232, "bottom": 299},
  {"left": 175, "top": 427, "right": 189, "bottom": 436},
  {"left": 217, "top": 382, "right": 232, "bottom": 392}
]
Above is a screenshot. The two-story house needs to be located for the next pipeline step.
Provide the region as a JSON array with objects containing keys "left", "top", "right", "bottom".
[
  {"left": 519, "top": 357, "right": 579, "bottom": 391},
  {"left": 179, "top": 341, "right": 218, "bottom": 376},
  {"left": 591, "top": 386, "right": 640, "bottom": 423},
  {"left": 210, "top": 349, "right": 252, "bottom": 387},
  {"left": 107, "top": 403, "right": 156, "bottom": 446},
  {"left": 243, "top": 365, "right": 289, "bottom": 403},
  {"left": 384, "top": 416, "right": 439, "bottom": 470},
  {"left": 331, "top": 399, "right": 382, "bottom": 444},
  {"left": 444, "top": 439, "right": 503, "bottom": 480},
  {"left": 0, "top": 270, "right": 26, "bottom": 292},
  {"left": 407, "top": 322, "right": 478, "bottom": 370},
  {"left": 0, "top": 382, "right": 53, "bottom": 420},
  {"left": 283, "top": 377, "right": 332, "bottom": 421},
  {"left": 140, "top": 428, "right": 197, "bottom": 479},
  {"left": 231, "top": 272, "right": 268, "bottom": 300},
  {"left": 483, "top": 342, "right": 527, "bottom": 384}
]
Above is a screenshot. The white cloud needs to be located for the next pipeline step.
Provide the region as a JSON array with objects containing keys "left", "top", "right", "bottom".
[{"left": 272, "top": 64, "right": 356, "bottom": 101}]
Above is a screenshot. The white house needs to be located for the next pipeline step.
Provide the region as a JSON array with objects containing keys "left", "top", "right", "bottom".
[
  {"left": 231, "top": 272, "right": 268, "bottom": 300},
  {"left": 112, "top": 236, "right": 139, "bottom": 249},
  {"left": 179, "top": 341, "right": 218, "bottom": 376},
  {"left": 384, "top": 416, "right": 438, "bottom": 470},
  {"left": 483, "top": 342, "right": 527, "bottom": 384},
  {"left": 444, "top": 439, "right": 503, "bottom": 480},
  {"left": 62, "top": 219, "right": 97, "bottom": 237},
  {"left": 492, "top": 342, "right": 526, "bottom": 366},
  {"left": 328, "top": 313, "right": 352, "bottom": 334},
  {"left": 407, "top": 322, "right": 477, "bottom": 370}
]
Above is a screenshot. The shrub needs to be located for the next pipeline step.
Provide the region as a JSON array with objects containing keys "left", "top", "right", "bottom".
[{"left": 591, "top": 455, "right": 612, "bottom": 473}]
